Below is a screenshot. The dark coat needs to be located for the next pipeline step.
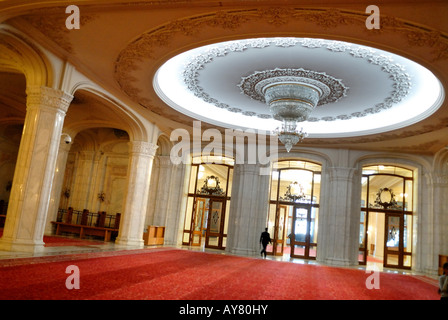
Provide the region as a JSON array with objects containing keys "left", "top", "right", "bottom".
[{"left": 260, "top": 231, "right": 271, "bottom": 245}]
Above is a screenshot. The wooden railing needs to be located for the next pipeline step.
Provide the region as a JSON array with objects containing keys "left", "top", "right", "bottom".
[
  {"left": 51, "top": 207, "right": 120, "bottom": 241},
  {"left": 56, "top": 207, "right": 120, "bottom": 229}
]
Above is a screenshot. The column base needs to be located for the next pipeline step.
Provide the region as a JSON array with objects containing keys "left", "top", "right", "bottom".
[
  {"left": 322, "top": 257, "right": 357, "bottom": 267},
  {"left": 114, "top": 237, "right": 145, "bottom": 248},
  {"left": 226, "top": 247, "right": 258, "bottom": 257},
  {"left": 0, "top": 238, "right": 46, "bottom": 253}
]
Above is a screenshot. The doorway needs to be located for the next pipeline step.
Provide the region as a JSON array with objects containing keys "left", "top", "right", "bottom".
[
  {"left": 359, "top": 165, "right": 414, "bottom": 269},
  {"left": 364, "top": 210, "right": 412, "bottom": 269},
  {"left": 271, "top": 203, "right": 318, "bottom": 260},
  {"left": 182, "top": 158, "right": 234, "bottom": 250},
  {"left": 290, "top": 205, "right": 318, "bottom": 259},
  {"left": 268, "top": 160, "right": 322, "bottom": 260},
  {"left": 191, "top": 197, "right": 226, "bottom": 249}
]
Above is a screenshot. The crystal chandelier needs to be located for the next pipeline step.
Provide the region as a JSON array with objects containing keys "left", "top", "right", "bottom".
[
  {"left": 274, "top": 120, "right": 308, "bottom": 152},
  {"left": 263, "top": 81, "right": 321, "bottom": 152},
  {"left": 239, "top": 68, "right": 347, "bottom": 152}
]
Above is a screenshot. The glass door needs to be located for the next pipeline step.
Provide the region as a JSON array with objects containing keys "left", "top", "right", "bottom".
[
  {"left": 272, "top": 205, "right": 288, "bottom": 256},
  {"left": 192, "top": 198, "right": 208, "bottom": 246},
  {"left": 205, "top": 199, "right": 225, "bottom": 249},
  {"left": 384, "top": 213, "right": 401, "bottom": 268},
  {"left": 290, "top": 205, "right": 318, "bottom": 259}
]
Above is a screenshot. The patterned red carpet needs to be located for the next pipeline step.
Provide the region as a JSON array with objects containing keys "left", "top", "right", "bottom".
[{"left": 0, "top": 248, "right": 440, "bottom": 300}]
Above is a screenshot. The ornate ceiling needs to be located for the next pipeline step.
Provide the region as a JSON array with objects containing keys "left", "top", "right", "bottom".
[
  {"left": 0, "top": 0, "right": 448, "bottom": 153},
  {"left": 154, "top": 37, "right": 442, "bottom": 138}
]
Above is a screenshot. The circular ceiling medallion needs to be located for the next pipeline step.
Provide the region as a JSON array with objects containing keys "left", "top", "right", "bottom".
[
  {"left": 238, "top": 68, "right": 348, "bottom": 107},
  {"left": 153, "top": 37, "right": 444, "bottom": 138}
]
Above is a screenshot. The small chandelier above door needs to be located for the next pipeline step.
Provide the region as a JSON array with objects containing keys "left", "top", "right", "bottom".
[
  {"left": 198, "top": 175, "right": 225, "bottom": 196},
  {"left": 282, "top": 181, "right": 306, "bottom": 202}
]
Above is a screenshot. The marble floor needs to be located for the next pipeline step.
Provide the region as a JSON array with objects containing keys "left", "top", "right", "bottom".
[{"left": 0, "top": 235, "right": 428, "bottom": 278}]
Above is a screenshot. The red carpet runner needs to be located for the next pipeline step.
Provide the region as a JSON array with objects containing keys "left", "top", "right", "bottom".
[{"left": 0, "top": 248, "right": 440, "bottom": 300}]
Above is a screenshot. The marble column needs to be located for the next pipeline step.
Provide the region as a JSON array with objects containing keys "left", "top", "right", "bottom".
[
  {"left": 115, "top": 141, "right": 157, "bottom": 247},
  {"left": 318, "top": 166, "right": 360, "bottom": 266},
  {"left": 0, "top": 86, "right": 72, "bottom": 252},
  {"left": 45, "top": 139, "right": 72, "bottom": 234},
  {"left": 226, "top": 163, "right": 270, "bottom": 256}
]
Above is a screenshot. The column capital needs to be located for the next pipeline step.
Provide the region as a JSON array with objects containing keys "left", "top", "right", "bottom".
[
  {"left": 432, "top": 171, "right": 448, "bottom": 186},
  {"left": 328, "top": 166, "right": 358, "bottom": 182},
  {"left": 129, "top": 140, "right": 158, "bottom": 157},
  {"left": 26, "top": 86, "right": 73, "bottom": 114}
]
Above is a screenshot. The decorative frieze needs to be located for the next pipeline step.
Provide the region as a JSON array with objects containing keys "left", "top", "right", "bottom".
[{"left": 115, "top": 7, "right": 445, "bottom": 111}]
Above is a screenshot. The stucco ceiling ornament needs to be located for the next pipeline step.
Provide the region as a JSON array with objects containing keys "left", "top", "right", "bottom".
[
  {"left": 238, "top": 68, "right": 347, "bottom": 106},
  {"left": 182, "top": 38, "right": 411, "bottom": 122}
]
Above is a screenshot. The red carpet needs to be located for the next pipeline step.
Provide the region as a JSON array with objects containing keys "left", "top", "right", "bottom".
[{"left": 0, "top": 248, "right": 440, "bottom": 300}]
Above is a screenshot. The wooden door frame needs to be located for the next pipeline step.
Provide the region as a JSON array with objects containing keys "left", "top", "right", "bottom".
[
  {"left": 360, "top": 209, "right": 412, "bottom": 270},
  {"left": 290, "top": 203, "right": 317, "bottom": 260},
  {"left": 191, "top": 197, "right": 207, "bottom": 246},
  {"left": 205, "top": 197, "right": 227, "bottom": 250},
  {"left": 272, "top": 204, "right": 288, "bottom": 256}
]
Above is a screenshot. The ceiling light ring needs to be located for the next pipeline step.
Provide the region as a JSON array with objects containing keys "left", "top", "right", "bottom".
[{"left": 180, "top": 38, "right": 415, "bottom": 121}]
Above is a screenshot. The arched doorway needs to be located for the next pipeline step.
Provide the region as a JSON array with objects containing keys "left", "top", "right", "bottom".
[
  {"left": 182, "top": 156, "right": 234, "bottom": 250},
  {"left": 358, "top": 165, "right": 414, "bottom": 269},
  {"left": 268, "top": 160, "right": 322, "bottom": 259}
]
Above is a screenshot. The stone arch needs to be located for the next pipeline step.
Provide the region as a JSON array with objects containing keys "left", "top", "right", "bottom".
[
  {"left": 353, "top": 153, "right": 438, "bottom": 273},
  {"left": 433, "top": 147, "right": 448, "bottom": 176},
  {"left": 59, "top": 127, "right": 132, "bottom": 217},
  {"left": 276, "top": 149, "right": 333, "bottom": 167},
  {"left": 63, "top": 85, "right": 153, "bottom": 143},
  {"left": 156, "top": 134, "right": 173, "bottom": 156},
  {"left": 0, "top": 25, "right": 52, "bottom": 87}
]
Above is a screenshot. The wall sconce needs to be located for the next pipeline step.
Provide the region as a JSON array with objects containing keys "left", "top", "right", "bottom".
[{"left": 98, "top": 192, "right": 106, "bottom": 202}]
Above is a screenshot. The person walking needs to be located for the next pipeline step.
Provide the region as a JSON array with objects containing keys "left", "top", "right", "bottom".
[{"left": 260, "top": 227, "right": 272, "bottom": 258}]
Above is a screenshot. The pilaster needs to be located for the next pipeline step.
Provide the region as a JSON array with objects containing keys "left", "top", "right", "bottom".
[{"left": 318, "top": 166, "right": 360, "bottom": 266}]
